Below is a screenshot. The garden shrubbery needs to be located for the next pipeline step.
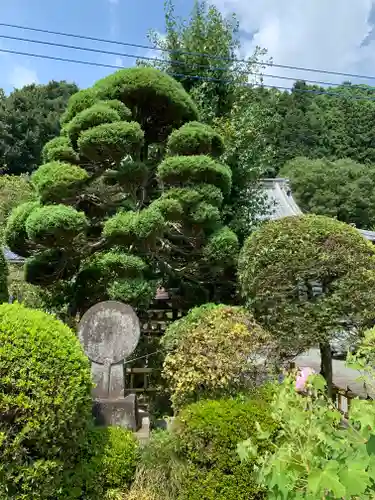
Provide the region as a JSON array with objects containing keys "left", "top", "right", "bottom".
[{"left": 0, "top": 303, "right": 92, "bottom": 499}]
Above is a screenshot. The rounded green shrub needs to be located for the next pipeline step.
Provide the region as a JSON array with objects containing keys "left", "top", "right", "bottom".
[
  {"left": 238, "top": 214, "right": 375, "bottom": 357},
  {"left": 158, "top": 155, "right": 232, "bottom": 196},
  {"left": 89, "top": 251, "right": 147, "bottom": 278},
  {"left": 31, "top": 161, "right": 89, "bottom": 203},
  {"left": 97, "top": 99, "right": 132, "bottom": 121},
  {"left": 4, "top": 201, "right": 40, "bottom": 257},
  {"left": 108, "top": 278, "right": 157, "bottom": 310},
  {"left": 66, "top": 103, "right": 122, "bottom": 146},
  {"left": 103, "top": 210, "right": 138, "bottom": 244},
  {"left": 78, "top": 121, "right": 144, "bottom": 163},
  {"left": 167, "top": 121, "right": 225, "bottom": 158},
  {"left": 94, "top": 67, "right": 198, "bottom": 141},
  {"left": 162, "top": 305, "right": 276, "bottom": 409},
  {"left": 151, "top": 197, "right": 184, "bottom": 221},
  {"left": 0, "top": 302, "right": 92, "bottom": 498},
  {"left": 63, "top": 426, "right": 139, "bottom": 499},
  {"left": 203, "top": 226, "right": 239, "bottom": 266},
  {"left": 42, "top": 136, "right": 78, "bottom": 164},
  {"left": 190, "top": 201, "right": 221, "bottom": 230},
  {"left": 26, "top": 204, "right": 88, "bottom": 246},
  {"left": 61, "top": 87, "right": 98, "bottom": 125},
  {"left": 161, "top": 185, "right": 223, "bottom": 210}
]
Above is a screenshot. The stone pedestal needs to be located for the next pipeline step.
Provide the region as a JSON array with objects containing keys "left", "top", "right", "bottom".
[{"left": 93, "top": 393, "right": 141, "bottom": 431}]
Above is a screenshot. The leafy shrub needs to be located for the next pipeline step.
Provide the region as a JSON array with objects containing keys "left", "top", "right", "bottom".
[
  {"left": 5, "top": 200, "right": 40, "bottom": 257},
  {"left": 167, "top": 121, "right": 225, "bottom": 158},
  {"left": 32, "top": 161, "right": 89, "bottom": 203},
  {"left": 66, "top": 103, "right": 122, "bottom": 146},
  {"left": 63, "top": 426, "right": 139, "bottom": 499},
  {"left": 42, "top": 136, "right": 78, "bottom": 164},
  {"left": 162, "top": 304, "right": 277, "bottom": 409},
  {"left": 78, "top": 121, "right": 144, "bottom": 163},
  {"left": 238, "top": 374, "right": 375, "bottom": 499},
  {"left": 0, "top": 303, "right": 92, "bottom": 498},
  {"left": 26, "top": 204, "right": 88, "bottom": 245},
  {"left": 61, "top": 87, "right": 98, "bottom": 125},
  {"left": 158, "top": 155, "right": 232, "bottom": 195}
]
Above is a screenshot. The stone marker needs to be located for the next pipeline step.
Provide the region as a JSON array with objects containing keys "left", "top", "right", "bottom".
[{"left": 78, "top": 301, "right": 141, "bottom": 431}]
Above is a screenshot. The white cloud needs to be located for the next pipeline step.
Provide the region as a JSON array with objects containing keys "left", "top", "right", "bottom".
[
  {"left": 8, "top": 65, "right": 39, "bottom": 89},
  {"left": 213, "top": 0, "right": 375, "bottom": 88},
  {"left": 108, "top": 0, "right": 119, "bottom": 4}
]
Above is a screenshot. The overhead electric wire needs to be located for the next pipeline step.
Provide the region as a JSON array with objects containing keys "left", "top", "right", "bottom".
[
  {"left": 0, "top": 32, "right": 374, "bottom": 92},
  {"left": 1, "top": 21, "right": 375, "bottom": 82},
  {"left": 1, "top": 46, "right": 375, "bottom": 102}
]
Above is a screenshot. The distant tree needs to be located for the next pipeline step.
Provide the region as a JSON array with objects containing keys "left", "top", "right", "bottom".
[
  {"left": 281, "top": 157, "right": 375, "bottom": 230},
  {"left": 238, "top": 214, "right": 375, "bottom": 397},
  {"left": 5, "top": 67, "right": 239, "bottom": 319},
  {"left": 143, "top": 0, "right": 267, "bottom": 122},
  {"left": 0, "top": 80, "right": 78, "bottom": 174}
]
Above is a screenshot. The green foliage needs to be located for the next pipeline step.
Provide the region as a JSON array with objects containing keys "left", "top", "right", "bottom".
[
  {"left": 108, "top": 278, "right": 157, "bottom": 311},
  {"left": 238, "top": 374, "right": 375, "bottom": 499},
  {"left": 104, "top": 207, "right": 164, "bottom": 245},
  {"left": 78, "top": 121, "right": 144, "bottom": 163},
  {"left": 31, "top": 161, "right": 89, "bottom": 203},
  {"left": 281, "top": 156, "right": 375, "bottom": 230},
  {"left": 145, "top": 0, "right": 266, "bottom": 122},
  {"left": 66, "top": 103, "right": 122, "bottom": 146},
  {"left": 63, "top": 426, "right": 139, "bottom": 499},
  {"left": 60, "top": 87, "right": 98, "bottom": 125},
  {"left": 167, "top": 121, "right": 225, "bottom": 158},
  {"left": 97, "top": 99, "right": 132, "bottom": 121},
  {"left": 0, "top": 245, "right": 8, "bottom": 302},
  {"left": 203, "top": 226, "right": 239, "bottom": 266},
  {"left": 26, "top": 204, "right": 88, "bottom": 246},
  {"left": 42, "top": 136, "right": 78, "bottom": 164},
  {"left": 158, "top": 155, "right": 232, "bottom": 195},
  {"left": 0, "top": 303, "right": 92, "bottom": 499},
  {"left": 24, "top": 249, "right": 79, "bottom": 286},
  {"left": 0, "top": 80, "right": 78, "bottom": 174},
  {"left": 0, "top": 174, "right": 37, "bottom": 242},
  {"left": 94, "top": 66, "right": 198, "bottom": 142},
  {"left": 162, "top": 304, "right": 277, "bottom": 409},
  {"left": 4, "top": 200, "right": 40, "bottom": 257},
  {"left": 105, "top": 159, "right": 149, "bottom": 191},
  {"left": 238, "top": 215, "right": 375, "bottom": 360}
]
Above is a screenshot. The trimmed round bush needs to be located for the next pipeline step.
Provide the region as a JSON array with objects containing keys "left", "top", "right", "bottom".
[
  {"left": 190, "top": 201, "right": 221, "bottom": 230},
  {"left": 4, "top": 201, "right": 40, "bottom": 257},
  {"left": 60, "top": 87, "right": 98, "bottom": 125},
  {"left": 162, "top": 305, "right": 277, "bottom": 409},
  {"left": 42, "top": 136, "right": 78, "bottom": 164},
  {"left": 108, "top": 278, "right": 157, "bottom": 311},
  {"left": 158, "top": 155, "right": 232, "bottom": 196},
  {"left": 66, "top": 103, "right": 122, "bottom": 146},
  {"left": 203, "top": 226, "right": 239, "bottom": 266},
  {"left": 78, "top": 121, "right": 144, "bottom": 163},
  {"left": 97, "top": 99, "right": 132, "bottom": 121},
  {"left": 238, "top": 214, "right": 375, "bottom": 357},
  {"left": 26, "top": 204, "right": 88, "bottom": 246},
  {"left": 63, "top": 426, "right": 139, "bottom": 499},
  {"left": 161, "top": 184, "right": 223, "bottom": 210},
  {"left": 151, "top": 197, "right": 184, "bottom": 221},
  {"left": 103, "top": 207, "right": 164, "bottom": 245},
  {"left": 94, "top": 67, "right": 198, "bottom": 142},
  {"left": 88, "top": 251, "right": 147, "bottom": 278},
  {"left": 0, "top": 303, "right": 92, "bottom": 498},
  {"left": 32, "top": 161, "right": 89, "bottom": 203},
  {"left": 167, "top": 121, "right": 225, "bottom": 158}
]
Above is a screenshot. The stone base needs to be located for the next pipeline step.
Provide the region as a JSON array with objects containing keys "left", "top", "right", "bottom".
[{"left": 92, "top": 393, "right": 141, "bottom": 431}]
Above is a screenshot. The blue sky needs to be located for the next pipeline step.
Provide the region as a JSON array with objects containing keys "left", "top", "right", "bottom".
[
  {"left": 0, "top": 0, "right": 193, "bottom": 94},
  {"left": 1, "top": 0, "right": 375, "bottom": 94}
]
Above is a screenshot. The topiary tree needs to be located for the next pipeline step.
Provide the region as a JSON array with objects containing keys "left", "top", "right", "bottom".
[
  {"left": 238, "top": 214, "right": 375, "bottom": 397},
  {"left": 162, "top": 304, "right": 278, "bottom": 409},
  {"left": 5, "top": 67, "right": 239, "bottom": 318},
  {"left": 0, "top": 302, "right": 92, "bottom": 498}
]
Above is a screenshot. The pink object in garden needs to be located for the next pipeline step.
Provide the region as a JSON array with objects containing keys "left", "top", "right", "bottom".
[{"left": 295, "top": 367, "right": 316, "bottom": 392}]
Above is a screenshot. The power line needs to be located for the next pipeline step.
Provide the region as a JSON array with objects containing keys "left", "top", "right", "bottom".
[
  {"left": 1, "top": 46, "right": 375, "bottom": 102},
  {"left": 1, "top": 21, "right": 375, "bottom": 83},
  {"left": 1, "top": 32, "right": 374, "bottom": 92}
]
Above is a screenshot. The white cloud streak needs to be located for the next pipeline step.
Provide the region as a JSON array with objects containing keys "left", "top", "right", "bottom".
[
  {"left": 8, "top": 65, "right": 39, "bottom": 89},
  {"left": 213, "top": 0, "right": 375, "bottom": 88}
]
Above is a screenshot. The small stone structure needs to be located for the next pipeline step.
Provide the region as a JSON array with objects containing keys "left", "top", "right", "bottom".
[{"left": 78, "top": 300, "right": 141, "bottom": 431}]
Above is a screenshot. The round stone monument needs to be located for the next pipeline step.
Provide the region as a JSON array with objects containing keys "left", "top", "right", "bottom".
[{"left": 78, "top": 301, "right": 141, "bottom": 430}]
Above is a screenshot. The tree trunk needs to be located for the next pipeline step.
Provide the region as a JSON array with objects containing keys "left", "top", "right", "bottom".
[{"left": 319, "top": 342, "right": 334, "bottom": 400}]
